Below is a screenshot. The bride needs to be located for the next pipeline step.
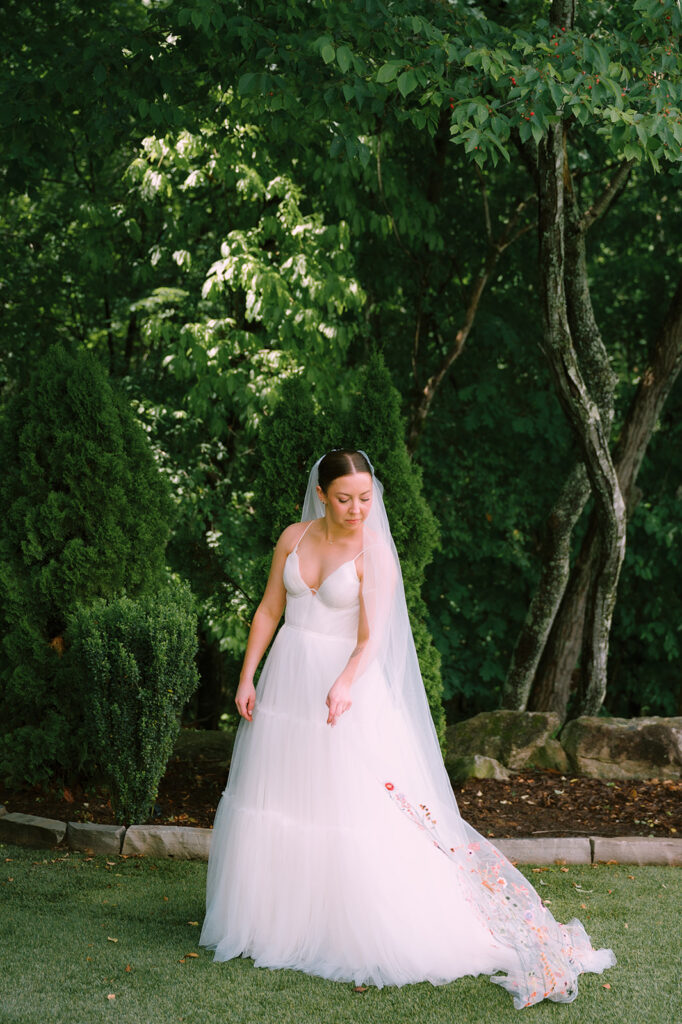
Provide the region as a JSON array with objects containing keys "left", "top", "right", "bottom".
[{"left": 198, "top": 449, "right": 616, "bottom": 1008}]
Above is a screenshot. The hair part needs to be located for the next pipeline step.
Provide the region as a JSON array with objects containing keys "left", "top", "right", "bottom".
[{"left": 317, "top": 449, "right": 372, "bottom": 494}]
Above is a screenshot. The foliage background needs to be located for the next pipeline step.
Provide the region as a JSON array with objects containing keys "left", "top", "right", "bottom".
[{"left": 1, "top": 0, "right": 680, "bottom": 775}]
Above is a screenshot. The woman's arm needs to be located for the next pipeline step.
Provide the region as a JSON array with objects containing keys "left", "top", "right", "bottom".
[
  {"left": 326, "top": 538, "right": 398, "bottom": 726},
  {"left": 235, "top": 523, "right": 301, "bottom": 722},
  {"left": 325, "top": 594, "right": 369, "bottom": 727}
]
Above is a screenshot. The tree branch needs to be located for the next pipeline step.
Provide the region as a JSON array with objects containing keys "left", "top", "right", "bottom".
[
  {"left": 406, "top": 192, "right": 536, "bottom": 452},
  {"left": 580, "top": 159, "right": 636, "bottom": 232}
]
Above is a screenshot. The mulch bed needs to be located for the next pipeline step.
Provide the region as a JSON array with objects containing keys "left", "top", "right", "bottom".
[{"left": 1, "top": 751, "right": 680, "bottom": 838}]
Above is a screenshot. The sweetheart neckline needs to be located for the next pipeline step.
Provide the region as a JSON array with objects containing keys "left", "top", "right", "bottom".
[{"left": 286, "top": 547, "right": 360, "bottom": 595}]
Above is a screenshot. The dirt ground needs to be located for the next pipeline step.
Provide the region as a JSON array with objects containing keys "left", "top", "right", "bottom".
[{"left": 1, "top": 729, "right": 680, "bottom": 837}]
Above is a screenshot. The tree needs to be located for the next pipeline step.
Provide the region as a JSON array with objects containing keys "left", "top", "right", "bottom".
[
  {"left": 0, "top": 343, "right": 173, "bottom": 785},
  {"left": 3, "top": 0, "right": 681, "bottom": 727}
]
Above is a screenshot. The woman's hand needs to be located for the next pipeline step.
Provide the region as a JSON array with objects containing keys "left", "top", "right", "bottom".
[
  {"left": 235, "top": 678, "right": 256, "bottom": 722},
  {"left": 326, "top": 678, "right": 352, "bottom": 727}
]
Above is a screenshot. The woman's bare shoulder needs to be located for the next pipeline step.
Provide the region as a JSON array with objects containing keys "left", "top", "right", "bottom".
[{"left": 276, "top": 520, "right": 317, "bottom": 551}]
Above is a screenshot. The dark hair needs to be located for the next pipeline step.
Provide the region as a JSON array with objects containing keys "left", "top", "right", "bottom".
[{"left": 317, "top": 449, "right": 372, "bottom": 494}]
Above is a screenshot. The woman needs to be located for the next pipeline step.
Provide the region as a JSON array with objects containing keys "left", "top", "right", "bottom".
[{"left": 199, "top": 449, "right": 616, "bottom": 1008}]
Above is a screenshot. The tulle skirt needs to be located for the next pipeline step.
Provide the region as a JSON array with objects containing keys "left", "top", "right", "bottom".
[
  {"left": 199, "top": 622, "right": 615, "bottom": 1003},
  {"left": 199, "top": 622, "right": 518, "bottom": 985}
]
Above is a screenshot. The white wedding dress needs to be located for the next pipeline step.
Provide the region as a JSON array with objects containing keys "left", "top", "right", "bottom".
[{"left": 199, "top": 524, "right": 616, "bottom": 1008}]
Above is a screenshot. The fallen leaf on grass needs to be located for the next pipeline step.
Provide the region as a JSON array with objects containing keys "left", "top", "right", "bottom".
[
  {"left": 580, "top": 903, "right": 587, "bottom": 909},
  {"left": 353, "top": 986, "right": 369, "bottom": 993},
  {"left": 560, "top": 867, "right": 569, "bottom": 873},
  {"left": 107, "top": 937, "right": 118, "bottom": 943},
  {"left": 107, "top": 994, "right": 116, "bottom": 1000},
  {"left": 187, "top": 921, "right": 198, "bottom": 926},
  {"left": 125, "top": 965, "right": 132, "bottom": 973},
  {"left": 602, "top": 983, "right": 611, "bottom": 990},
  {"left": 179, "top": 953, "right": 200, "bottom": 963}
]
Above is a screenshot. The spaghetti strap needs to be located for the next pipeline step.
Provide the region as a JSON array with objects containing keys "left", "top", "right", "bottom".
[{"left": 293, "top": 520, "right": 314, "bottom": 552}]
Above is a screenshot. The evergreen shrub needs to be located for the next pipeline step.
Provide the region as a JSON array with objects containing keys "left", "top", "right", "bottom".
[
  {"left": 0, "top": 343, "right": 174, "bottom": 785},
  {"left": 66, "top": 579, "right": 199, "bottom": 824},
  {"left": 255, "top": 355, "right": 446, "bottom": 746},
  {"left": 341, "top": 354, "right": 445, "bottom": 747}
]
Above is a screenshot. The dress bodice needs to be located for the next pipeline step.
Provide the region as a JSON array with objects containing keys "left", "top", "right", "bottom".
[{"left": 282, "top": 528, "right": 361, "bottom": 639}]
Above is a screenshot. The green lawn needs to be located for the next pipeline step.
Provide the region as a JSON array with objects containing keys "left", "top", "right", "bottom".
[{"left": 1, "top": 843, "right": 679, "bottom": 1024}]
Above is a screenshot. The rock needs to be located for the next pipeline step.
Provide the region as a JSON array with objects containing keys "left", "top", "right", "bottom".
[
  {"left": 447, "top": 754, "right": 510, "bottom": 784},
  {"left": 122, "top": 825, "right": 211, "bottom": 860},
  {"left": 66, "top": 822, "right": 126, "bottom": 856},
  {"left": 561, "top": 716, "right": 682, "bottom": 780},
  {"left": 446, "top": 710, "right": 563, "bottom": 772},
  {"left": 527, "top": 739, "right": 570, "bottom": 773},
  {"left": 493, "top": 837, "right": 591, "bottom": 865},
  {"left": 592, "top": 836, "right": 682, "bottom": 866},
  {"left": 0, "top": 812, "right": 66, "bottom": 848}
]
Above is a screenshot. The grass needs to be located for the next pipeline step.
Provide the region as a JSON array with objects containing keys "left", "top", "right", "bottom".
[{"left": 0, "top": 842, "right": 680, "bottom": 1024}]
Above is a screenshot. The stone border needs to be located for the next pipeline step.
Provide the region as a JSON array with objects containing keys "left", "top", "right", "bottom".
[{"left": 1, "top": 811, "right": 681, "bottom": 864}]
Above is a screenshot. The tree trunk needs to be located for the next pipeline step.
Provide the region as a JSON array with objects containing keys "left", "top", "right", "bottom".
[
  {"left": 503, "top": 175, "right": 623, "bottom": 710},
  {"left": 531, "top": 272, "right": 682, "bottom": 717},
  {"left": 503, "top": 0, "right": 629, "bottom": 716},
  {"left": 502, "top": 461, "right": 590, "bottom": 710},
  {"left": 528, "top": 511, "right": 597, "bottom": 714},
  {"left": 534, "top": 77, "right": 626, "bottom": 716}
]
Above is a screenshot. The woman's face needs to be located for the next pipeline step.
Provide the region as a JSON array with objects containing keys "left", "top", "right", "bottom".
[{"left": 317, "top": 472, "right": 373, "bottom": 531}]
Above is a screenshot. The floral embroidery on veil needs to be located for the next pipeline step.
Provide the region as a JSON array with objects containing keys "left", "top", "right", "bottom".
[{"left": 382, "top": 780, "right": 614, "bottom": 1009}]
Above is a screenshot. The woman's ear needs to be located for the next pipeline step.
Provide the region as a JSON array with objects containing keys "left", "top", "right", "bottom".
[{"left": 315, "top": 484, "right": 325, "bottom": 504}]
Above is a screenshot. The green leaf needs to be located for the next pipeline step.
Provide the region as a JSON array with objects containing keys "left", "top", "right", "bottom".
[
  {"left": 548, "top": 80, "right": 564, "bottom": 109},
  {"left": 321, "top": 44, "right": 336, "bottom": 65},
  {"left": 377, "top": 62, "right": 400, "bottom": 84},
  {"left": 530, "top": 120, "right": 544, "bottom": 144},
  {"left": 336, "top": 46, "right": 352, "bottom": 74},
  {"left": 397, "top": 69, "right": 418, "bottom": 97},
  {"left": 238, "top": 73, "right": 258, "bottom": 96},
  {"left": 357, "top": 142, "right": 371, "bottom": 167}
]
